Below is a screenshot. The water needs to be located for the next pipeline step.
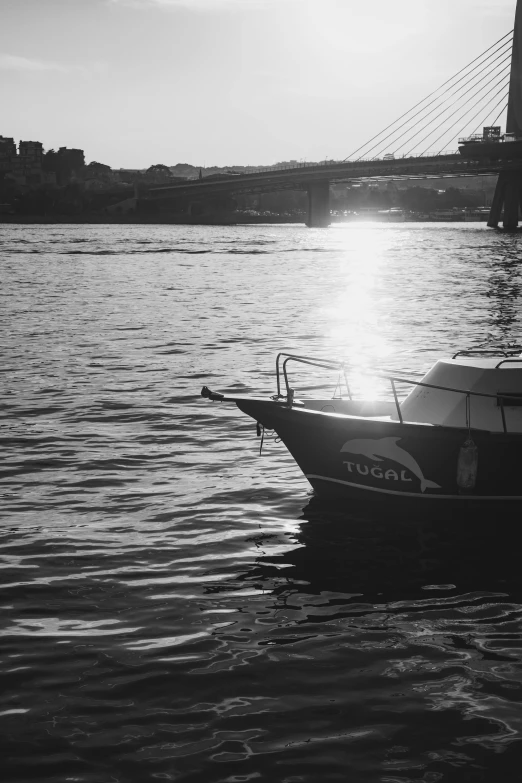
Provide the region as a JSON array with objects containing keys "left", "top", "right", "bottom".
[{"left": 1, "top": 223, "right": 522, "bottom": 783}]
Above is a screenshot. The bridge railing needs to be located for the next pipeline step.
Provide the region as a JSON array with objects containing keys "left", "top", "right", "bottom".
[{"left": 184, "top": 150, "right": 462, "bottom": 181}]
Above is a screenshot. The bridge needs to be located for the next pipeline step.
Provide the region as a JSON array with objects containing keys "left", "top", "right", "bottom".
[{"left": 146, "top": 1, "right": 522, "bottom": 231}]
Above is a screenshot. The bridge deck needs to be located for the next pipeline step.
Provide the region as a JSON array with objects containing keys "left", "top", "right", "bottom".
[{"left": 147, "top": 155, "right": 522, "bottom": 199}]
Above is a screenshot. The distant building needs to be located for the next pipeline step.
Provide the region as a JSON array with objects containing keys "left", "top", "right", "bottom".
[
  {"left": 58, "top": 147, "right": 85, "bottom": 182},
  {"left": 43, "top": 147, "right": 85, "bottom": 185},
  {"left": 19, "top": 140, "right": 43, "bottom": 168},
  {"left": 0, "top": 136, "right": 17, "bottom": 172},
  {"left": 17, "top": 140, "right": 44, "bottom": 185},
  {"left": 58, "top": 147, "right": 84, "bottom": 172}
]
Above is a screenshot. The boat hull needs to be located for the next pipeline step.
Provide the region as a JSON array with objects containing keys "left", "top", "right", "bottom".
[{"left": 235, "top": 399, "right": 522, "bottom": 502}]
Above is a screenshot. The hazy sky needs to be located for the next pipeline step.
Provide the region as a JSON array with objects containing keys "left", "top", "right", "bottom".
[{"left": 0, "top": 0, "right": 517, "bottom": 168}]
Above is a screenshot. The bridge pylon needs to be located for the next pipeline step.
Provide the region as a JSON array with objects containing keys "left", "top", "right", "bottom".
[
  {"left": 488, "top": 0, "right": 522, "bottom": 229},
  {"left": 306, "top": 180, "right": 330, "bottom": 228},
  {"left": 487, "top": 171, "right": 522, "bottom": 229}
]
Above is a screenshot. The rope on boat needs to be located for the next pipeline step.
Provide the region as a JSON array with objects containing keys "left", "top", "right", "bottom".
[{"left": 257, "top": 423, "right": 277, "bottom": 456}]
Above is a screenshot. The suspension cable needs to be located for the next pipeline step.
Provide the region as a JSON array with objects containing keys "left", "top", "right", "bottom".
[
  {"left": 434, "top": 89, "right": 510, "bottom": 155},
  {"left": 452, "top": 87, "right": 511, "bottom": 148},
  {"left": 481, "top": 92, "right": 510, "bottom": 132},
  {"left": 438, "top": 89, "right": 510, "bottom": 154},
  {"left": 400, "top": 62, "right": 511, "bottom": 157},
  {"left": 344, "top": 29, "right": 513, "bottom": 162},
  {"left": 416, "top": 73, "right": 511, "bottom": 157},
  {"left": 421, "top": 78, "right": 511, "bottom": 157},
  {"left": 356, "top": 38, "right": 513, "bottom": 161},
  {"left": 372, "top": 49, "right": 512, "bottom": 160}
]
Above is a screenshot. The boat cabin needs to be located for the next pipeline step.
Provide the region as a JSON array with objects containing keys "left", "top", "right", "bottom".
[{"left": 400, "top": 356, "right": 522, "bottom": 432}]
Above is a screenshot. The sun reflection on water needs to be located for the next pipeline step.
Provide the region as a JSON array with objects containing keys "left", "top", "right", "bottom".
[{"left": 328, "top": 227, "right": 395, "bottom": 400}]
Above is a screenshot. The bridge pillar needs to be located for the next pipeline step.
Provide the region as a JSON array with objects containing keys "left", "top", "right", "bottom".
[
  {"left": 487, "top": 172, "right": 522, "bottom": 230},
  {"left": 306, "top": 181, "right": 330, "bottom": 227},
  {"left": 504, "top": 176, "right": 520, "bottom": 230}
]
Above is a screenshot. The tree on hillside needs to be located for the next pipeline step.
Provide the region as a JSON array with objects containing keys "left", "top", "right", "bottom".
[
  {"left": 146, "top": 164, "right": 172, "bottom": 177},
  {"left": 86, "top": 161, "right": 111, "bottom": 175}
]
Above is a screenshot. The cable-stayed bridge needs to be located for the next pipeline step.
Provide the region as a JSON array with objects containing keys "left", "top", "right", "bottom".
[{"left": 147, "top": 3, "right": 522, "bottom": 229}]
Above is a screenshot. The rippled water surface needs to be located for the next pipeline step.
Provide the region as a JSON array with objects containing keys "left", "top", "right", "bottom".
[{"left": 1, "top": 223, "right": 522, "bottom": 782}]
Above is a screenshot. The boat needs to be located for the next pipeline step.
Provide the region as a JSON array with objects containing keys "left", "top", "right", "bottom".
[
  {"left": 201, "top": 351, "right": 522, "bottom": 503},
  {"left": 464, "top": 208, "right": 490, "bottom": 222}
]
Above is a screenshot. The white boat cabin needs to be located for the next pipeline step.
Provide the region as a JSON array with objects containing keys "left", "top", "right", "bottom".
[{"left": 400, "top": 357, "right": 522, "bottom": 433}]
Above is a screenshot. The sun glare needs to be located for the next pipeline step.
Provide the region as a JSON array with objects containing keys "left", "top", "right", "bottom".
[{"left": 328, "top": 227, "right": 394, "bottom": 400}]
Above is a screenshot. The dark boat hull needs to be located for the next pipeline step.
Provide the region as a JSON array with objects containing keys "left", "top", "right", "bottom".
[{"left": 235, "top": 398, "right": 522, "bottom": 502}]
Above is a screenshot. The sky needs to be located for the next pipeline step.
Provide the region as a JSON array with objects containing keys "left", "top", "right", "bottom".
[{"left": 0, "top": 0, "right": 517, "bottom": 168}]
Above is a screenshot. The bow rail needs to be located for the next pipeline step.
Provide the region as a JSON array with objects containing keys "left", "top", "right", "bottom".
[{"left": 275, "top": 352, "right": 522, "bottom": 433}]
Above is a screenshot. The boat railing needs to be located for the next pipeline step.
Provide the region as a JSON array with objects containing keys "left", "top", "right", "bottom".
[
  {"left": 275, "top": 352, "right": 522, "bottom": 434},
  {"left": 276, "top": 353, "right": 353, "bottom": 401},
  {"left": 452, "top": 349, "right": 518, "bottom": 359},
  {"left": 496, "top": 359, "right": 522, "bottom": 368},
  {"left": 458, "top": 135, "right": 484, "bottom": 144}
]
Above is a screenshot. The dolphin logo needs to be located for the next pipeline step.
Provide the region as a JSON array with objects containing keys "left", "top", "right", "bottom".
[{"left": 340, "top": 436, "right": 441, "bottom": 493}]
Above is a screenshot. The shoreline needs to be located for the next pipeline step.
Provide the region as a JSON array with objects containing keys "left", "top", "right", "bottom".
[{"left": 0, "top": 214, "right": 490, "bottom": 226}]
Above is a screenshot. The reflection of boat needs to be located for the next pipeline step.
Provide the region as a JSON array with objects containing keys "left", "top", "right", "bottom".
[
  {"left": 202, "top": 351, "right": 522, "bottom": 503},
  {"left": 256, "top": 494, "right": 522, "bottom": 596}
]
